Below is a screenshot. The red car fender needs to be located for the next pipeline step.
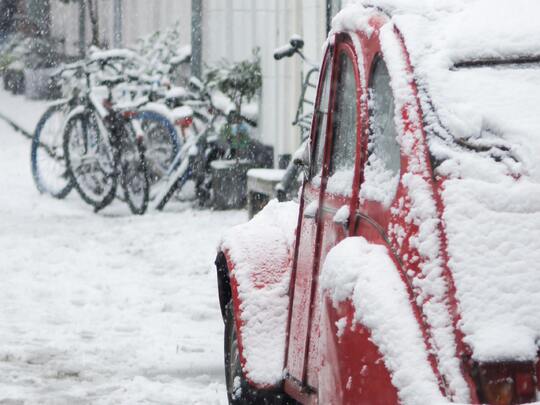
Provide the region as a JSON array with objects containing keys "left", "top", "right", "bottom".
[
  {"left": 318, "top": 297, "right": 399, "bottom": 405},
  {"left": 216, "top": 200, "right": 299, "bottom": 389},
  {"left": 318, "top": 237, "right": 447, "bottom": 404}
]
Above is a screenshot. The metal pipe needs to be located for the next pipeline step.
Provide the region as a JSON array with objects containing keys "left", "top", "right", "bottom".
[
  {"left": 113, "top": 0, "right": 122, "bottom": 48},
  {"left": 191, "top": 0, "right": 203, "bottom": 79},
  {"left": 78, "top": 0, "right": 86, "bottom": 57}
]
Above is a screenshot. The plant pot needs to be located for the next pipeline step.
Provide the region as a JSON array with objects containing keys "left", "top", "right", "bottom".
[
  {"left": 4, "top": 67, "right": 25, "bottom": 94},
  {"left": 210, "top": 159, "right": 255, "bottom": 210},
  {"left": 24, "top": 67, "right": 57, "bottom": 100}
]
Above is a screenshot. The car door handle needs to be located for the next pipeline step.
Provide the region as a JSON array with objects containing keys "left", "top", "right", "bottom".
[
  {"left": 333, "top": 216, "right": 348, "bottom": 225},
  {"left": 303, "top": 201, "right": 318, "bottom": 219},
  {"left": 333, "top": 205, "right": 350, "bottom": 232}
]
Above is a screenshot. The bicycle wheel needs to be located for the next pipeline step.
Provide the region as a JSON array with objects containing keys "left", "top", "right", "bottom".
[
  {"left": 31, "top": 102, "right": 73, "bottom": 198},
  {"left": 135, "top": 110, "right": 179, "bottom": 187},
  {"left": 63, "top": 108, "right": 118, "bottom": 211},
  {"left": 120, "top": 125, "right": 149, "bottom": 215}
]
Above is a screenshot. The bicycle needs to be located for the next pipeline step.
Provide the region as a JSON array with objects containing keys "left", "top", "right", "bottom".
[
  {"left": 151, "top": 79, "right": 224, "bottom": 210},
  {"left": 62, "top": 57, "right": 150, "bottom": 214},
  {"left": 31, "top": 49, "right": 182, "bottom": 215},
  {"left": 273, "top": 36, "right": 320, "bottom": 202},
  {"left": 30, "top": 63, "right": 86, "bottom": 199},
  {"left": 152, "top": 78, "right": 261, "bottom": 211}
]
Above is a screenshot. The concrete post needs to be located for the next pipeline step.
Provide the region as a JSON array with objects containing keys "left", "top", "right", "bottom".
[
  {"left": 78, "top": 0, "right": 86, "bottom": 57},
  {"left": 191, "top": 0, "right": 203, "bottom": 79},
  {"left": 27, "top": 0, "right": 50, "bottom": 37},
  {"left": 327, "top": 0, "right": 342, "bottom": 33}
]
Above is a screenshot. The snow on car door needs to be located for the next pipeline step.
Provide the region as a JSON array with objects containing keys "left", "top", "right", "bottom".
[
  {"left": 285, "top": 48, "right": 334, "bottom": 390},
  {"left": 285, "top": 36, "right": 362, "bottom": 393}
]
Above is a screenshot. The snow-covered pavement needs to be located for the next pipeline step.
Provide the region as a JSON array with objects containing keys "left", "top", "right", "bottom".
[{"left": 0, "top": 91, "right": 246, "bottom": 404}]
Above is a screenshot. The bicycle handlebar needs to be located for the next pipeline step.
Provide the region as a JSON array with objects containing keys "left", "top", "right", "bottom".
[
  {"left": 274, "top": 35, "right": 318, "bottom": 68},
  {"left": 274, "top": 35, "right": 306, "bottom": 60},
  {"left": 274, "top": 45, "right": 297, "bottom": 60}
]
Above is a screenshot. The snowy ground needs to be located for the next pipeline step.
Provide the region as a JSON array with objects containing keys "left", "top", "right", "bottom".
[{"left": 0, "top": 89, "right": 246, "bottom": 404}]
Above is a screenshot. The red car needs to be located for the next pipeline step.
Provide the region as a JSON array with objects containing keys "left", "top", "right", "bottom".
[{"left": 215, "top": 1, "right": 540, "bottom": 404}]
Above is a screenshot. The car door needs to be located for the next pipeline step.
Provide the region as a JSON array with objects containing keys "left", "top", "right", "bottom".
[
  {"left": 305, "top": 37, "right": 363, "bottom": 390},
  {"left": 285, "top": 47, "right": 334, "bottom": 390},
  {"left": 285, "top": 34, "right": 363, "bottom": 394}
]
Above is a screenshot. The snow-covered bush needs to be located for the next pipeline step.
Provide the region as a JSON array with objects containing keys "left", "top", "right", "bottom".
[
  {"left": 204, "top": 49, "right": 262, "bottom": 115},
  {"left": 0, "top": 34, "right": 60, "bottom": 72},
  {"left": 135, "top": 22, "right": 191, "bottom": 86},
  {"left": 203, "top": 50, "right": 262, "bottom": 156}
]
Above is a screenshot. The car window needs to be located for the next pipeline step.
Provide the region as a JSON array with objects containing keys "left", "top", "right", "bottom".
[
  {"left": 326, "top": 51, "right": 358, "bottom": 195},
  {"left": 310, "top": 55, "right": 333, "bottom": 180},
  {"left": 360, "top": 57, "right": 401, "bottom": 206}
]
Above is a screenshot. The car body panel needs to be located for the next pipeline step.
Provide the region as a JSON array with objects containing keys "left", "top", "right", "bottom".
[
  {"left": 217, "top": 2, "right": 540, "bottom": 404},
  {"left": 218, "top": 200, "right": 298, "bottom": 387}
]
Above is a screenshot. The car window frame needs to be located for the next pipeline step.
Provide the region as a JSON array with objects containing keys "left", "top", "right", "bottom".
[
  {"left": 360, "top": 54, "right": 402, "bottom": 206},
  {"left": 308, "top": 47, "right": 334, "bottom": 181},
  {"left": 322, "top": 38, "right": 363, "bottom": 198}
]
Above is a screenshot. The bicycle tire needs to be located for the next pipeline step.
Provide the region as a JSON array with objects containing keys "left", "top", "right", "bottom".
[
  {"left": 63, "top": 107, "right": 118, "bottom": 211},
  {"left": 121, "top": 132, "right": 150, "bottom": 215},
  {"left": 154, "top": 154, "right": 193, "bottom": 211},
  {"left": 31, "top": 102, "right": 73, "bottom": 198},
  {"left": 134, "top": 109, "right": 179, "bottom": 187},
  {"left": 155, "top": 176, "right": 181, "bottom": 211}
]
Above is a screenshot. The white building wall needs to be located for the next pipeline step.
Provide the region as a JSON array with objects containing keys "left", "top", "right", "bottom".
[
  {"left": 49, "top": 1, "right": 79, "bottom": 56},
  {"left": 49, "top": 0, "right": 342, "bottom": 163},
  {"left": 120, "top": 0, "right": 191, "bottom": 48},
  {"left": 50, "top": 0, "right": 191, "bottom": 57},
  {"left": 202, "top": 0, "right": 329, "bottom": 165}
]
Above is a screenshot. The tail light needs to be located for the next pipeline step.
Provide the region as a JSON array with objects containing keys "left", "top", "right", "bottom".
[
  {"left": 536, "top": 356, "right": 540, "bottom": 391},
  {"left": 473, "top": 362, "right": 536, "bottom": 405},
  {"left": 515, "top": 371, "right": 535, "bottom": 399},
  {"left": 176, "top": 116, "right": 193, "bottom": 129},
  {"left": 122, "top": 111, "right": 137, "bottom": 119}
]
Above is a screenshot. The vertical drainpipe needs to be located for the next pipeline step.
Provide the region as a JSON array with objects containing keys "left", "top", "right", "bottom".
[
  {"left": 27, "top": 0, "right": 50, "bottom": 37},
  {"left": 78, "top": 0, "right": 86, "bottom": 57},
  {"left": 326, "top": 0, "right": 332, "bottom": 34},
  {"left": 113, "top": 0, "right": 122, "bottom": 48},
  {"left": 191, "top": 0, "right": 203, "bottom": 79},
  {"left": 327, "top": 0, "right": 342, "bottom": 34}
]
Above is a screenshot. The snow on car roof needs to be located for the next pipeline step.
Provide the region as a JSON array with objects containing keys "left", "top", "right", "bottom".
[
  {"left": 335, "top": 0, "right": 540, "bottom": 364},
  {"left": 338, "top": 0, "right": 540, "bottom": 179}
]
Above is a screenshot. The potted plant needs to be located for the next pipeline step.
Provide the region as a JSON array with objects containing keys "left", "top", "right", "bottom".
[
  {"left": 205, "top": 50, "right": 264, "bottom": 209},
  {"left": 0, "top": 34, "right": 27, "bottom": 94},
  {"left": 23, "top": 35, "right": 61, "bottom": 100}
]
